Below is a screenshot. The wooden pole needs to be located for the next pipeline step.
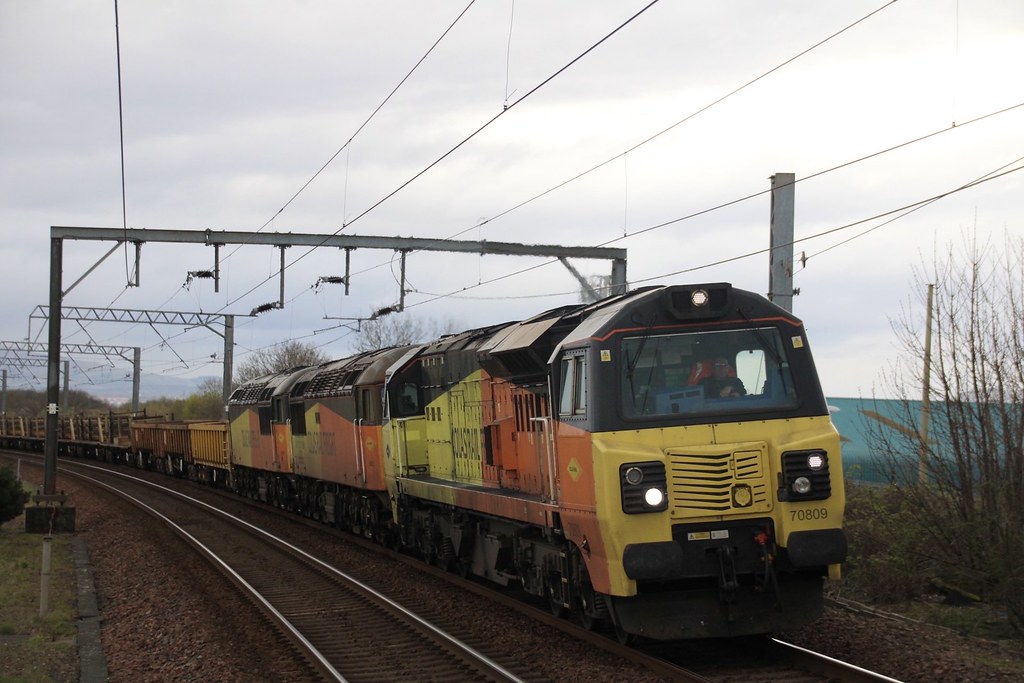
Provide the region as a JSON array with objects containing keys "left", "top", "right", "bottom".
[{"left": 919, "top": 283, "right": 934, "bottom": 486}]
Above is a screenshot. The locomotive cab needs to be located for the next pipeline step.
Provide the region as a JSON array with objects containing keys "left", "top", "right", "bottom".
[{"left": 547, "top": 283, "right": 846, "bottom": 638}]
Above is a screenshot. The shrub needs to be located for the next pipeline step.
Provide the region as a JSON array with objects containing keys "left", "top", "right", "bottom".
[
  {"left": 840, "top": 483, "right": 934, "bottom": 603},
  {"left": 0, "top": 465, "right": 30, "bottom": 524}
]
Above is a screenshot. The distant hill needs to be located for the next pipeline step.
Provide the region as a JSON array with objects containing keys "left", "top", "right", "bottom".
[
  {"left": 1, "top": 388, "right": 113, "bottom": 417},
  {"left": 79, "top": 374, "right": 213, "bottom": 406}
]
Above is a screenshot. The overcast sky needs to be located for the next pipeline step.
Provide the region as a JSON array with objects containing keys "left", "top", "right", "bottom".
[{"left": 2, "top": 0, "right": 1022, "bottom": 402}]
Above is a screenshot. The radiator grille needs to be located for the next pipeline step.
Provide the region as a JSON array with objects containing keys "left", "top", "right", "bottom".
[{"left": 666, "top": 447, "right": 772, "bottom": 515}]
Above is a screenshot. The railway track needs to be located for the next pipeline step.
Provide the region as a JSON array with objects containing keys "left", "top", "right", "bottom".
[
  {"left": 41, "top": 457, "right": 529, "bottom": 682},
  {"left": 632, "top": 634, "right": 903, "bottom": 682},
  {"left": 7, "top": 452, "right": 903, "bottom": 682}
]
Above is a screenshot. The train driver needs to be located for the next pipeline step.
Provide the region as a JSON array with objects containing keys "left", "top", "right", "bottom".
[{"left": 700, "top": 357, "right": 747, "bottom": 398}]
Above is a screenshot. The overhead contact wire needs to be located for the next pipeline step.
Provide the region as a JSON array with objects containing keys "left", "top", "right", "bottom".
[
  {"left": 113, "top": 0, "right": 131, "bottom": 285},
  {"left": 224, "top": 0, "right": 479, "bottom": 263},
  {"left": 342, "top": 100, "right": 1024, "bottom": 296},
  {"left": 620, "top": 159, "right": 1024, "bottom": 284},
  {"left": 315, "top": 0, "right": 664, "bottom": 235},
  {"left": 402, "top": 156, "right": 1024, "bottom": 306},
  {"left": 219, "top": 0, "right": 663, "bottom": 312},
  {"left": 800, "top": 152, "right": 1024, "bottom": 264},
  {"left": 334, "top": 0, "right": 905, "bottom": 288},
  {"left": 439, "top": 0, "right": 902, "bottom": 243}
]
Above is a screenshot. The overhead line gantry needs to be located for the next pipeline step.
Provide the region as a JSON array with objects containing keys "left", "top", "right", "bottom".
[{"left": 41, "top": 225, "right": 628, "bottom": 510}]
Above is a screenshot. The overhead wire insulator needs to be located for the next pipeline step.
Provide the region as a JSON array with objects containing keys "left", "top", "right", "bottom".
[{"left": 250, "top": 302, "right": 281, "bottom": 316}]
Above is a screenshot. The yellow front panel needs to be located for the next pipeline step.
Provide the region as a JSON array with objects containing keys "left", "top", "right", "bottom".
[{"left": 588, "top": 415, "right": 844, "bottom": 597}]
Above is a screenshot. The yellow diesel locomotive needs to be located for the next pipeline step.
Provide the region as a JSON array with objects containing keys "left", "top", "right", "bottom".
[{"left": 227, "top": 282, "right": 846, "bottom": 640}]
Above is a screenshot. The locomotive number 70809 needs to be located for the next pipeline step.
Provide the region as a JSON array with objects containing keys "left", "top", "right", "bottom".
[{"left": 790, "top": 508, "right": 828, "bottom": 521}]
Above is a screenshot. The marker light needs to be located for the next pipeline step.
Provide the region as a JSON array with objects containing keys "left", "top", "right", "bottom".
[
  {"left": 807, "top": 454, "right": 825, "bottom": 470},
  {"left": 624, "top": 466, "right": 644, "bottom": 486},
  {"left": 644, "top": 488, "right": 665, "bottom": 507},
  {"left": 792, "top": 476, "right": 812, "bottom": 495},
  {"left": 691, "top": 289, "right": 709, "bottom": 307}
]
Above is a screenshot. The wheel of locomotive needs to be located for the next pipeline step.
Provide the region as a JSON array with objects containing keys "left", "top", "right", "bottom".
[
  {"left": 573, "top": 549, "right": 608, "bottom": 631},
  {"left": 433, "top": 537, "right": 456, "bottom": 570},
  {"left": 314, "top": 491, "right": 326, "bottom": 524},
  {"left": 311, "top": 484, "right": 324, "bottom": 521},
  {"left": 417, "top": 528, "right": 434, "bottom": 562},
  {"left": 341, "top": 491, "right": 358, "bottom": 534},
  {"left": 367, "top": 504, "right": 392, "bottom": 546},
  {"left": 613, "top": 617, "right": 635, "bottom": 645},
  {"left": 385, "top": 524, "right": 403, "bottom": 551},
  {"left": 547, "top": 580, "right": 566, "bottom": 619},
  {"left": 578, "top": 609, "right": 597, "bottom": 631},
  {"left": 360, "top": 499, "right": 379, "bottom": 540},
  {"left": 397, "top": 515, "right": 415, "bottom": 552},
  {"left": 455, "top": 558, "right": 471, "bottom": 579},
  {"left": 421, "top": 542, "right": 437, "bottom": 566}
]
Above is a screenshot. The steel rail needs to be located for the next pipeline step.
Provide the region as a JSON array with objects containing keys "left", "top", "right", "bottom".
[{"left": 58, "top": 460, "right": 526, "bottom": 683}]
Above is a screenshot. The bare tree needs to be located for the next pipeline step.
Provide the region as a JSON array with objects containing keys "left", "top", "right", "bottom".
[
  {"left": 866, "top": 231, "right": 1024, "bottom": 628},
  {"left": 351, "top": 313, "right": 460, "bottom": 353},
  {"left": 195, "top": 376, "right": 222, "bottom": 396},
  {"left": 235, "top": 340, "right": 328, "bottom": 385}
]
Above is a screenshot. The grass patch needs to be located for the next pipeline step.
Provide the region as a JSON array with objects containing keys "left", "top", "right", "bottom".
[
  {"left": 0, "top": 534, "right": 76, "bottom": 639},
  {"left": 0, "top": 516, "right": 78, "bottom": 683},
  {"left": 892, "top": 599, "right": 1019, "bottom": 640}
]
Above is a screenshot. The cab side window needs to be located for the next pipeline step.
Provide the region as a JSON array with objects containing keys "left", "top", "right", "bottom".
[
  {"left": 389, "top": 382, "right": 421, "bottom": 418},
  {"left": 558, "top": 353, "right": 588, "bottom": 417}
]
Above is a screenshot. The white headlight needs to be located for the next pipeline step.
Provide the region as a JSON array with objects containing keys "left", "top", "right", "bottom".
[
  {"left": 792, "top": 476, "right": 812, "bottom": 495},
  {"left": 644, "top": 487, "right": 665, "bottom": 507},
  {"left": 807, "top": 454, "right": 824, "bottom": 470}
]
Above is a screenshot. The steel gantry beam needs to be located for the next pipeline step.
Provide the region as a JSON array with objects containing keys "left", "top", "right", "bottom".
[
  {"left": 1, "top": 357, "right": 47, "bottom": 368},
  {"left": 41, "top": 225, "right": 627, "bottom": 499},
  {"left": 50, "top": 226, "right": 629, "bottom": 299},
  {"left": 1, "top": 340, "right": 142, "bottom": 411},
  {"left": 1, "top": 340, "right": 136, "bottom": 360},
  {"left": 29, "top": 305, "right": 225, "bottom": 330},
  {"left": 29, "top": 306, "right": 235, "bottom": 415},
  {"left": 51, "top": 225, "right": 628, "bottom": 263}
]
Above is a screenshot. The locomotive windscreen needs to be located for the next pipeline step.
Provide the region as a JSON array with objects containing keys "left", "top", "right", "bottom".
[{"left": 622, "top": 326, "right": 798, "bottom": 418}]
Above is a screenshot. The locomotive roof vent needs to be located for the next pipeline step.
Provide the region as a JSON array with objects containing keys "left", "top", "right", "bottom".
[{"left": 663, "top": 283, "right": 732, "bottom": 320}]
